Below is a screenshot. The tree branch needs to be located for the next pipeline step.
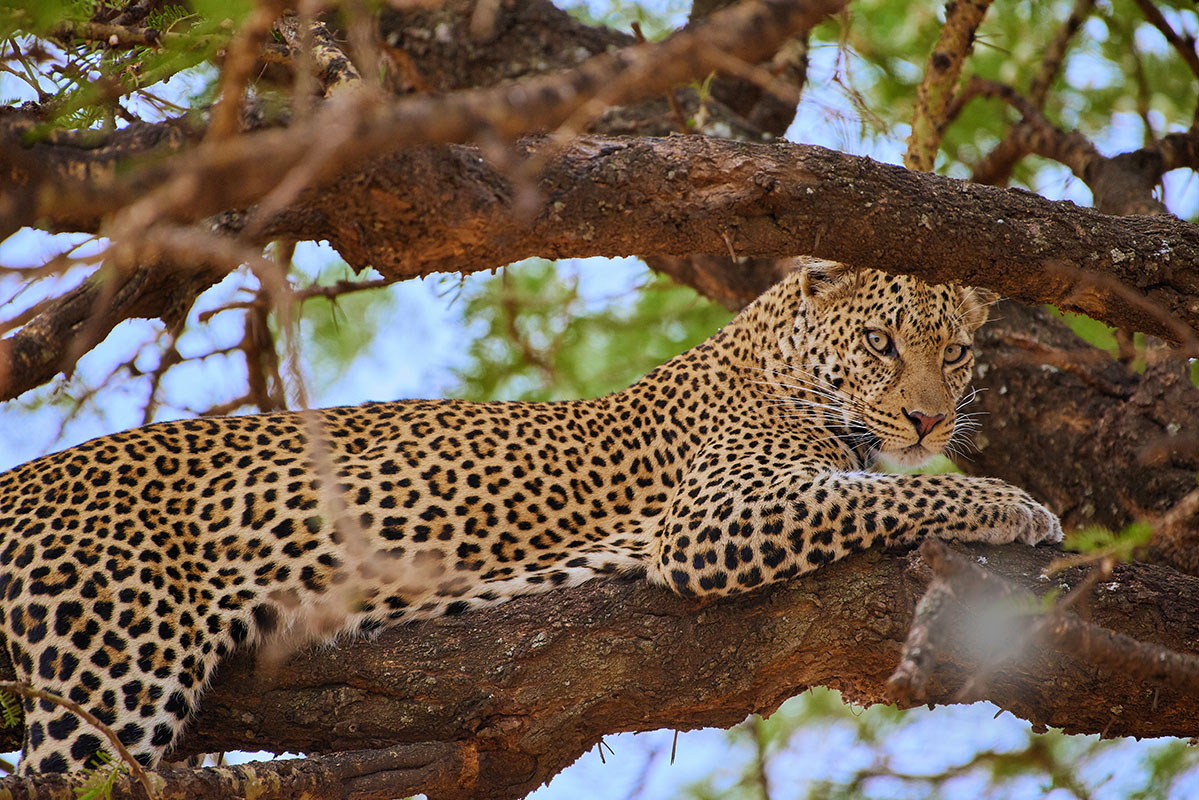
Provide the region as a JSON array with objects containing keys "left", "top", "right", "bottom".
[
  {"left": 966, "top": 301, "right": 1199, "bottom": 537},
  {"left": 971, "top": 0, "right": 1095, "bottom": 186},
  {"left": 262, "top": 135, "right": 1199, "bottom": 341},
  {"left": 1132, "top": 0, "right": 1199, "bottom": 81},
  {"left": 954, "top": 76, "right": 1188, "bottom": 215},
  {"left": 6, "top": 543, "right": 1196, "bottom": 799}
]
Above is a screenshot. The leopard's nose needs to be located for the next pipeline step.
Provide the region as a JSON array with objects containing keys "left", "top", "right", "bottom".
[{"left": 902, "top": 408, "right": 946, "bottom": 439}]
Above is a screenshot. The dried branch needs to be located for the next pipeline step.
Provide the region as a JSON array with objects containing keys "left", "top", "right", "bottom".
[
  {"left": 4, "top": 0, "right": 848, "bottom": 238},
  {"left": 1151, "top": 488, "right": 1199, "bottom": 577},
  {"left": 972, "top": 0, "right": 1096, "bottom": 186},
  {"left": 905, "top": 0, "right": 995, "bottom": 172},
  {"left": 46, "top": 20, "right": 180, "bottom": 49},
  {"left": 885, "top": 577, "right": 955, "bottom": 702},
  {"left": 207, "top": 0, "right": 291, "bottom": 141},
  {"left": 0, "top": 682, "right": 154, "bottom": 797},
  {"left": 1132, "top": 0, "right": 1199, "bottom": 80},
  {"left": 894, "top": 541, "right": 1199, "bottom": 701}
]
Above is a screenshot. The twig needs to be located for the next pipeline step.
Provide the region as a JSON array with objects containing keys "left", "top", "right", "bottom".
[
  {"left": 950, "top": 77, "right": 1099, "bottom": 176},
  {"left": 631, "top": 21, "right": 690, "bottom": 134},
  {"left": 19, "top": 0, "right": 848, "bottom": 239},
  {"left": 0, "top": 681, "right": 156, "bottom": 798},
  {"left": 748, "top": 716, "right": 773, "bottom": 800},
  {"left": 971, "top": 0, "right": 1095, "bottom": 185},
  {"left": 988, "top": 333, "right": 1132, "bottom": 398},
  {"left": 45, "top": 19, "right": 187, "bottom": 49},
  {"left": 695, "top": 41, "right": 803, "bottom": 108},
  {"left": 207, "top": 0, "right": 289, "bottom": 141}
]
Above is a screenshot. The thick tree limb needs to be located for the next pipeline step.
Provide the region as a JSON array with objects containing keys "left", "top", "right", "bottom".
[
  {"left": 889, "top": 542, "right": 1199, "bottom": 717},
  {"left": 966, "top": 301, "right": 1199, "bottom": 536},
  {"left": 6, "top": 543, "right": 1195, "bottom": 799},
  {"left": 265, "top": 135, "right": 1199, "bottom": 341},
  {"left": 4, "top": 134, "right": 1197, "bottom": 400},
  {"left": 0, "top": 0, "right": 847, "bottom": 237}
]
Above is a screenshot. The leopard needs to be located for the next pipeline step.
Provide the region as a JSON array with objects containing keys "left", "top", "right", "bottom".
[{"left": 0, "top": 260, "right": 1062, "bottom": 774}]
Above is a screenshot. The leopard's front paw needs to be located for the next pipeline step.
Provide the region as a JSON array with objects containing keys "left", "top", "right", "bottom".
[
  {"left": 985, "top": 493, "right": 1062, "bottom": 546},
  {"left": 1016, "top": 497, "right": 1063, "bottom": 545}
]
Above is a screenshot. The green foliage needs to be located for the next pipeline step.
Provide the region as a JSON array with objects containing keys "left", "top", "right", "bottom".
[
  {"left": 452, "top": 259, "right": 732, "bottom": 402},
  {"left": 1130, "top": 739, "right": 1195, "bottom": 800},
  {"left": 0, "top": 690, "right": 20, "bottom": 729},
  {"left": 1, "top": 0, "right": 243, "bottom": 136},
  {"left": 293, "top": 262, "right": 399, "bottom": 394},
  {"left": 673, "top": 690, "right": 1199, "bottom": 800},
  {"left": 145, "top": 5, "right": 192, "bottom": 33},
  {"left": 74, "top": 750, "right": 125, "bottom": 800},
  {"left": 1063, "top": 520, "right": 1153, "bottom": 561}
]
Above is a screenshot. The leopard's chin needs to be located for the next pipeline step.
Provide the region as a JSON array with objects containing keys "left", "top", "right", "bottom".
[{"left": 883, "top": 443, "right": 940, "bottom": 467}]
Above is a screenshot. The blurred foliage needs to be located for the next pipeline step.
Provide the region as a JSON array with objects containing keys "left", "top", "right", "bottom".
[
  {"left": 293, "top": 262, "right": 399, "bottom": 395},
  {"left": 452, "top": 259, "right": 732, "bottom": 402},
  {"left": 670, "top": 690, "right": 1199, "bottom": 800}
]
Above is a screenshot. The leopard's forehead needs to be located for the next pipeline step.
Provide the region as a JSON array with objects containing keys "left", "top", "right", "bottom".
[{"left": 841, "top": 271, "right": 965, "bottom": 339}]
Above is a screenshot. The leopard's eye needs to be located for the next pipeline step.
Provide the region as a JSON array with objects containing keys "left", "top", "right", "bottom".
[
  {"left": 864, "top": 329, "right": 893, "bottom": 356},
  {"left": 944, "top": 343, "right": 970, "bottom": 364}
]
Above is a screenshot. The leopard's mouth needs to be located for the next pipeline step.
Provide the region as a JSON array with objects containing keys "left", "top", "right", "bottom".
[{"left": 834, "top": 423, "right": 883, "bottom": 468}]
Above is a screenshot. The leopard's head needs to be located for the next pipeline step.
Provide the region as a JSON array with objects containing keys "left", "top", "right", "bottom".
[{"left": 767, "top": 259, "right": 995, "bottom": 466}]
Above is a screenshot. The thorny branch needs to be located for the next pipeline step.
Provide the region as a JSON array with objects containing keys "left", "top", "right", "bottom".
[
  {"left": 905, "top": 0, "right": 994, "bottom": 172},
  {"left": 0, "top": 681, "right": 155, "bottom": 798}
]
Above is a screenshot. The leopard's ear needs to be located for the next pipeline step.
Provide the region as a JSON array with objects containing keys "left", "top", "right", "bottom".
[
  {"left": 797, "top": 257, "right": 859, "bottom": 301},
  {"left": 956, "top": 285, "right": 1000, "bottom": 332}
]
